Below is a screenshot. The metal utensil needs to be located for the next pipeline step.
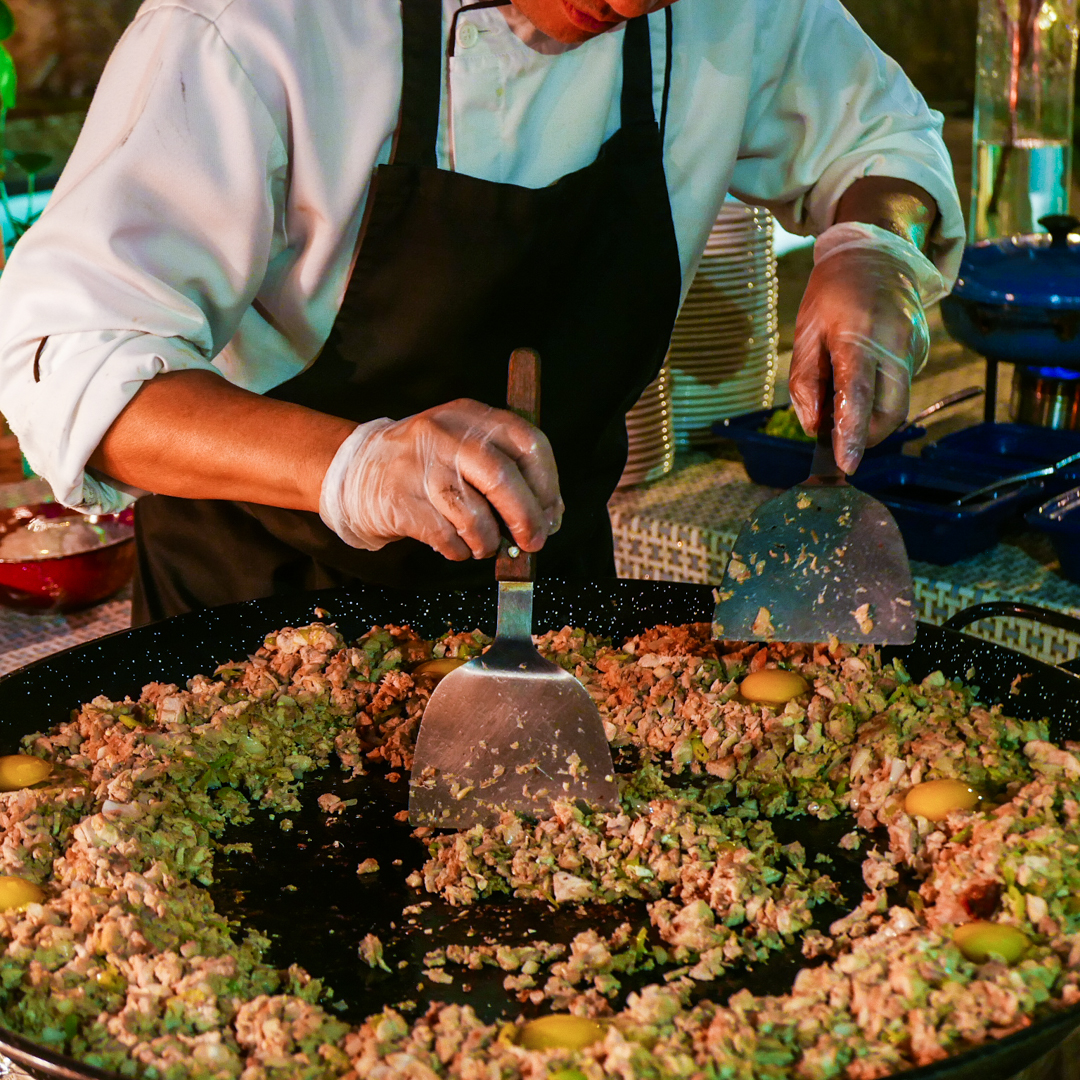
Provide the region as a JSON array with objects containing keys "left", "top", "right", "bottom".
[
  {"left": 712, "top": 380, "right": 916, "bottom": 644},
  {"left": 953, "top": 450, "right": 1080, "bottom": 506},
  {"left": 894, "top": 386, "right": 985, "bottom": 435},
  {"left": 408, "top": 349, "right": 620, "bottom": 828}
]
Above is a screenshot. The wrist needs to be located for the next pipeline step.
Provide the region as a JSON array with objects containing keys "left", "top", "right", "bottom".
[
  {"left": 814, "top": 221, "right": 949, "bottom": 309},
  {"left": 318, "top": 418, "right": 396, "bottom": 548},
  {"left": 835, "top": 175, "right": 939, "bottom": 253}
]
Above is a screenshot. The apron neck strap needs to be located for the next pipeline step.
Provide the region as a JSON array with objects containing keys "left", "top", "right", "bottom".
[
  {"left": 395, "top": 0, "right": 444, "bottom": 169},
  {"left": 393, "top": 0, "right": 670, "bottom": 169},
  {"left": 620, "top": 14, "right": 656, "bottom": 129}
]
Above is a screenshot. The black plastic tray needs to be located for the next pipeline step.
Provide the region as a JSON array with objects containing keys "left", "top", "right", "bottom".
[
  {"left": 850, "top": 455, "right": 1042, "bottom": 564},
  {"left": 923, "top": 422, "right": 1080, "bottom": 500},
  {"left": 713, "top": 407, "right": 924, "bottom": 489}
]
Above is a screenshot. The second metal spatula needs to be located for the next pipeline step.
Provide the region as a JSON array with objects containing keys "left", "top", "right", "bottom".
[
  {"left": 713, "top": 383, "right": 916, "bottom": 645},
  {"left": 409, "top": 349, "right": 620, "bottom": 829}
]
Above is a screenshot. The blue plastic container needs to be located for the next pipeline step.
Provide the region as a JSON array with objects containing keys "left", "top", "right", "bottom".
[
  {"left": 714, "top": 408, "right": 925, "bottom": 490},
  {"left": 849, "top": 455, "right": 1041, "bottom": 564},
  {"left": 1026, "top": 486, "right": 1080, "bottom": 583},
  {"left": 922, "top": 422, "right": 1080, "bottom": 497}
]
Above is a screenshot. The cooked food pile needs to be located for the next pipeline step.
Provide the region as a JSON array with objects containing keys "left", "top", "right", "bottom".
[
  {"left": 0, "top": 620, "right": 1078, "bottom": 1080},
  {"left": 761, "top": 407, "right": 815, "bottom": 443}
]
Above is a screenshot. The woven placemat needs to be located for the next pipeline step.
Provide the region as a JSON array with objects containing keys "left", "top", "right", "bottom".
[{"left": 0, "top": 593, "right": 132, "bottom": 678}]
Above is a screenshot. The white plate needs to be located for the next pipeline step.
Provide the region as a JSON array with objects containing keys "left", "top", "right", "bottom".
[
  {"left": 671, "top": 321, "right": 777, "bottom": 338},
  {"left": 671, "top": 396, "right": 773, "bottom": 415},
  {"left": 683, "top": 283, "right": 776, "bottom": 298},
  {"left": 668, "top": 346, "right": 777, "bottom": 364}
]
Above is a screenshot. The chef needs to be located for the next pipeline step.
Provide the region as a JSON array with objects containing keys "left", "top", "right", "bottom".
[{"left": 0, "top": 0, "right": 963, "bottom": 623}]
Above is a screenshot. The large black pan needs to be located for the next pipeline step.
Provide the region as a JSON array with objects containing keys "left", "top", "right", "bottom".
[{"left": 0, "top": 580, "right": 1078, "bottom": 1080}]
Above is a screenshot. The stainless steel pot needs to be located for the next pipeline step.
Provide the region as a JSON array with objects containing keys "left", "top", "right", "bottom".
[{"left": 1012, "top": 364, "right": 1080, "bottom": 429}]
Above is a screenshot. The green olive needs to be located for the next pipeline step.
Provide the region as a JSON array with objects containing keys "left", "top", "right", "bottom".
[
  {"left": 953, "top": 921, "right": 1029, "bottom": 965},
  {"left": 0, "top": 755, "right": 52, "bottom": 791},
  {"left": 0, "top": 875, "right": 44, "bottom": 912},
  {"left": 518, "top": 1015, "right": 605, "bottom": 1051}
]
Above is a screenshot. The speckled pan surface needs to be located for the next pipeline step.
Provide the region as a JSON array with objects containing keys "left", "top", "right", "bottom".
[{"left": 0, "top": 579, "right": 1077, "bottom": 1080}]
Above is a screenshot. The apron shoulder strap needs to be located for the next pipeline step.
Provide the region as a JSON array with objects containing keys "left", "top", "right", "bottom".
[
  {"left": 395, "top": 0, "right": 444, "bottom": 168},
  {"left": 620, "top": 15, "right": 656, "bottom": 128}
]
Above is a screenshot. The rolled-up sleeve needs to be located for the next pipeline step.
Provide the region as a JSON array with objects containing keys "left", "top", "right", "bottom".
[
  {"left": 728, "top": 0, "right": 964, "bottom": 284},
  {"left": 0, "top": 4, "right": 287, "bottom": 513}
]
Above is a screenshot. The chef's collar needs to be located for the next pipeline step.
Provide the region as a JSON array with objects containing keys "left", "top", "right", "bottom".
[{"left": 495, "top": 2, "right": 585, "bottom": 54}]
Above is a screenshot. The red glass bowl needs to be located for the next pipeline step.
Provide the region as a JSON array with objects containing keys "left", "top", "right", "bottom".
[{"left": 0, "top": 503, "right": 136, "bottom": 613}]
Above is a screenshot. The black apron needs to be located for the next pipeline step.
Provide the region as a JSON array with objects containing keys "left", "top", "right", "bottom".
[{"left": 132, "top": 1, "right": 681, "bottom": 624}]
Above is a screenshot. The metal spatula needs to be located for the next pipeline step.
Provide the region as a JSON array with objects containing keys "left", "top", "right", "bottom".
[
  {"left": 408, "top": 349, "right": 620, "bottom": 829},
  {"left": 712, "top": 382, "right": 916, "bottom": 645}
]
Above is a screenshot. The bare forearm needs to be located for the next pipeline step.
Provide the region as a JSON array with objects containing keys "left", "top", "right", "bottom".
[
  {"left": 835, "top": 175, "right": 939, "bottom": 252},
  {"left": 88, "top": 370, "right": 357, "bottom": 511}
]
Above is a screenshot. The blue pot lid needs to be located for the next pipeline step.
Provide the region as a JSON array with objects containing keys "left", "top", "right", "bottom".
[{"left": 952, "top": 215, "right": 1080, "bottom": 310}]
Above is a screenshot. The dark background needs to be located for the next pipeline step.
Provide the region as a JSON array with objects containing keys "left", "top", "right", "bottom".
[
  {"left": 6, "top": 0, "right": 979, "bottom": 112},
  {"left": 0, "top": 0, "right": 988, "bottom": 193}
]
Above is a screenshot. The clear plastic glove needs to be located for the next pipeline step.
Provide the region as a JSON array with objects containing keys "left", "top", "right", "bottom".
[
  {"left": 319, "top": 399, "right": 564, "bottom": 561},
  {"left": 788, "top": 221, "right": 948, "bottom": 474}
]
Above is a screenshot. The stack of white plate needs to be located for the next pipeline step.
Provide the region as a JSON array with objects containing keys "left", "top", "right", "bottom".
[
  {"left": 618, "top": 364, "right": 673, "bottom": 488},
  {"left": 669, "top": 202, "right": 779, "bottom": 447}
]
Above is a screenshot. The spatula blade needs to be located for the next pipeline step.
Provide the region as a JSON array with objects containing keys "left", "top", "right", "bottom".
[
  {"left": 408, "top": 348, "right": 619, "bottom": 829},
  {"left": 712, "top": 482, "right": 916, "bottom": 644},
  {"left": 409, "top": 648, "right": 620, "bottom": 829}
]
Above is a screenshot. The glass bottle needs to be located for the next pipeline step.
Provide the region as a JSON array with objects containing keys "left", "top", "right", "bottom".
[{"left": 971, "top": 0, "right": 1079, "bottom": 240}]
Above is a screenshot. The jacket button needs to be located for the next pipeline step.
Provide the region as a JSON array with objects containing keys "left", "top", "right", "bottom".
[{"left": 457, "top": 21, "right": 480, "bottom": 48}]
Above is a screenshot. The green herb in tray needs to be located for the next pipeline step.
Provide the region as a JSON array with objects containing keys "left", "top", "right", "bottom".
[{"left": 761, "top": 405, "right": 814, "bottom": 442}]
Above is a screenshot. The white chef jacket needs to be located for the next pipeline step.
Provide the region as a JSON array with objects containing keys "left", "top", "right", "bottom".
[{"left": 0, "top": 0, "right": 963, "bottom": 514}]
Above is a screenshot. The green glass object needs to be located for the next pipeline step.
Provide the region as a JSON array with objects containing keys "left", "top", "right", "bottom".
[
  {"left": 0, "top": 2, "right": 14, "bottom": 43},
  {"left": 0, "top": 43, "right": 15, "bottom": 111},
  {"left": 972, "top": 0, "right": 1080, "bottom": 240},
  {"left": 13, "top": 152, "right": 52, "bottom": 177}
]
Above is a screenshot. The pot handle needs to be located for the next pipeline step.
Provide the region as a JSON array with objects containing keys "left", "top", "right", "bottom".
[
  {"left": 1039, "top": 214, "right": 1080, "bottom": 249},
  {"left": 944, "top": 601, "right": 1080, "bottom": 672}
]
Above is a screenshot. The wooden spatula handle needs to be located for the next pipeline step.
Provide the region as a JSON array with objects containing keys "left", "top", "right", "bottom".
[
  {"left": 497, "top": 349, "right": 540, "bottom": 583},
  {"left": 506, "top": 347, "right": 540, "bottom": 425},
  {"left": 810, "top": 370, "right": 844, "bottom": 481}
]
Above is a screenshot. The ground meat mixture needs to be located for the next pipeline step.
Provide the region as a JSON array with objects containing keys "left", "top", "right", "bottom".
[{"left": 0, "top": 620, "right": 1078, "bottom": 1080}]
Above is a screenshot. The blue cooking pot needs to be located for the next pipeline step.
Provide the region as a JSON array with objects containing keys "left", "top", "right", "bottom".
[{"left": 940, "top": 215, "right": 1080, "bottom": 365}]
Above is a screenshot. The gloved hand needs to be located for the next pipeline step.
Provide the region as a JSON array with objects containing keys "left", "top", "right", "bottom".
[
  {"left": 319, "top": 399, "right": 564, "bottom": 561},
  {"left": 788, "top": 221, "right": 948, "bottom": 475}
]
